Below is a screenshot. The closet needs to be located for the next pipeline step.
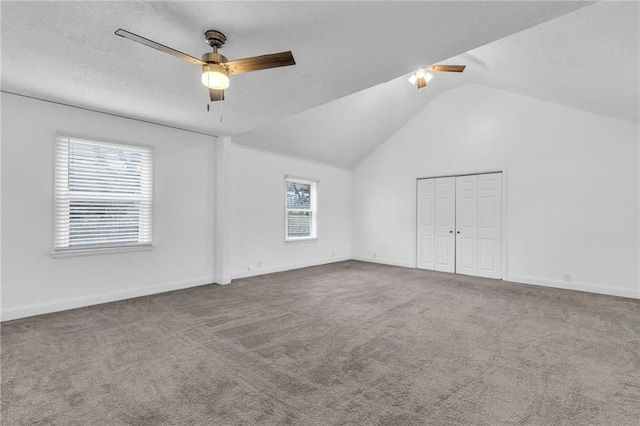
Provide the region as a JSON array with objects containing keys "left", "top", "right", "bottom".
[{"left": 416, "top": 172, "right": 502, "bottom": 279}]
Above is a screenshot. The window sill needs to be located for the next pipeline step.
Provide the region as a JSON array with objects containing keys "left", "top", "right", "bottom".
[
  {"left": 285, "top": 237, "right": 318, "bottom": 244},
  {"left": 50, "top": 244, "right": 154, "bottom": 258}
]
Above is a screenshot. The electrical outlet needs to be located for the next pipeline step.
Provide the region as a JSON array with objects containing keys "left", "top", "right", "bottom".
[
  {"left": 257, "top": 261, "right": 262, "bottom": 268},
  {"left": 563, "top": 274, "right": 571, "bottom": 283},
  {"left": 373, "top": 252, "right": 377, "bottom": 259}
]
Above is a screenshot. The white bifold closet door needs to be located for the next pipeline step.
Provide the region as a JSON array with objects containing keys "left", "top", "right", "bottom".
[
  {"left": 417, "top": 177, "right": 455, "bottom": 273},
  {"left": 417, "top": 172, "right": 502, "bottom": 279},
  {"left": 476, "top": 173, "right": 502, "bottom": 278},
  {"left": 455, "top": 175, "right": 479, "bottom": 276},
  {"left": 434, "top": 177, "right": 456, "bottom": 272},
  {"left": 416, "top": 179, "right": 436, "bottom": 270}
]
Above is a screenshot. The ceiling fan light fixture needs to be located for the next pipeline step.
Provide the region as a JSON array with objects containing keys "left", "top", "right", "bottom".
[
  {"left": 409, "top": 69, "right": 434, "bottom": 86},
  {"left": 115, "top": 28, "right": 296, "bottom": 102},
  {"left": 201, "top": 64, "right": 229, "bottom": 90},
  {"left": 408, "top": 63, "right": 465, "bottom": 90}
]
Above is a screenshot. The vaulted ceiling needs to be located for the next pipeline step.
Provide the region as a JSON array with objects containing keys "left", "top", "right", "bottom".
[
  {"left": 2, "top": 1, "right": 591, "bottom": 139},
  {"left": 234, "top": 1, "right": 639, "bottom": 168},
  {"left": 3, "top": 1, "right": 634, "bottom": 170},
  {"left": 461, "top": 1, "right": 639, "bottom": 123}
]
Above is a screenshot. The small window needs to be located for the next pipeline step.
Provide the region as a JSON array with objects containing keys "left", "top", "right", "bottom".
[
  {"left": 53, "top": 136, "right": 153, "bottom": 255},
  {"left": 285, "top": 177, "right": 317, "bottom": 242}
]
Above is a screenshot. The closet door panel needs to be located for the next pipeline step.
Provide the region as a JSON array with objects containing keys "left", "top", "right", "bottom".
[
  {"left": 416, "top": 179, "right": 435, "bottom": 270},
  {"left": 456, "top": 175, "right": 478, "bottom": 276},
  {"left": 434, "top": 177, "right": 455, "bottom": 273},
  {"left": 477, "top": 173, "right": 502, "bottom": 278}
]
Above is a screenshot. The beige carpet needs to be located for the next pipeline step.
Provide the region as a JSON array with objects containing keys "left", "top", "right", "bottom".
[{"left": 2, "top": 261, "right": 639, "bottom": 425}]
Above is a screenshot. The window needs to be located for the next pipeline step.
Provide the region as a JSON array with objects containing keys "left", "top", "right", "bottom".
[
  {"left": 285, "top": 176, "right": 317, "bottom": 242},
  {"left": 53, "top": 136, "right": 153, "bottom": 255}
]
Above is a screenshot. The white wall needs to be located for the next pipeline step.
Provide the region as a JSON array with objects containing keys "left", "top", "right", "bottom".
[
  {"left": 229, "top": 144, "right": 352, "bottom": 278},
  {"left": 353, "top": 84, "right": 640, "bottom": 298},
  {"left": 1, "top": 93, "right": 217, "bottom": 320},
  {"left": 3, "top": 82, "right": 637, "bottom": 322}
]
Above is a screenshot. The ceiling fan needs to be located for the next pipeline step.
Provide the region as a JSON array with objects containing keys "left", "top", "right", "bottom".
[
  {"left": 115, "top": 29, "right": 296, "bottom": 102},
  {"left": 408, "top": 64, "right": 466, "bottom": 89}
]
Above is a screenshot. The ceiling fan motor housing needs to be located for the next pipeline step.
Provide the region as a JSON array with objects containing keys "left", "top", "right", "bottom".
[
  {"left": 202, "top": 51, "right": 228, "bottom": 65},
  {"left": 205, "top": 30, "right": 226, "bottom": 49}
]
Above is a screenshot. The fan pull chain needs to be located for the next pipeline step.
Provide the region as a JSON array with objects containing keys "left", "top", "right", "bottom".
[{"left": 205, "top": 101, "right": 222, "bottom": 123}]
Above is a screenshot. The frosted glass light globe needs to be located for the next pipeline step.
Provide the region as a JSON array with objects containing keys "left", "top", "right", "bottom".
[{"left": 201, "top": 64, "right": 229, "bottom": 90}]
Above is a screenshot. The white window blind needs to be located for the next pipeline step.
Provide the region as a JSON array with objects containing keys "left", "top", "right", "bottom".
[
  {"left": 285, "top": 177, "right": 317, "bottom": 241},
  {"left": 54, "top": 136, "right": 153, "bottom": 253}
]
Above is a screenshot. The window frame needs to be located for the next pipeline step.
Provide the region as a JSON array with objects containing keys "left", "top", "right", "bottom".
[
  {"left": 51, "top": 135, "right": 154, "bottom": 257},
  {"left": 284, "top": 175, "right": 318, "bottom": 243}
]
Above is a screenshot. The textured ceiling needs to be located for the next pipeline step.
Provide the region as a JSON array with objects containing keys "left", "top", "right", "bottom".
[
  {"left": 1, "top": 1, "right": 591, "bottom": 137},
  {"left": 235, "top": 1, "right": 639, "bottom": 169},
  {"left": 461, "top": 0, "right": 639, "bottom": 123},
  {"left": 233, "top": 70, "right": 464, "bottom": 169}
]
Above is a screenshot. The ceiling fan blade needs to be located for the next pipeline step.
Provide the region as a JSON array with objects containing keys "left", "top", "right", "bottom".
[
  {"left": 209, "top": 88, "right": 225, "bottom": 102},
  {"left": 223, "top": 51, "right": 295, "bottom": 75},
  {"left": 115, "top": 29, "right": 206, "bottom": 66},
  {"left": 428, "top": 65, "right": 466, "bottom": 73},
  {"left": 417, "top": 78, "right": 427, "bottom": 89}
]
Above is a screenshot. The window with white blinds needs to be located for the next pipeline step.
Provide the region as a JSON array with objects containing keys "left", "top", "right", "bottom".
[
  {"left": 53, "top": 136, "right": 153, "bottom": 253},
  {"left": 285, "top": 177, "right": 317, "bottom": 241}
]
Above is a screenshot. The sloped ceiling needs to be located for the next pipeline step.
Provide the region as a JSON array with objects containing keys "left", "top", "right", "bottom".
[
  {"left": 233, "top": 70, "right": 465, "bottom": 168},
  {"left": 460, "top": 0, "right": 639, "bottom": 123},
  {"left": 1, "top": 1, "right": 590, "bottom": 137},
  {"left": 235, "top": 1, "right": 639, "bottom": 169}
]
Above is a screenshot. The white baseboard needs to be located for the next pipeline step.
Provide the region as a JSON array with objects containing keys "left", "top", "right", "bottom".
[
  {"left": 215, "top": 275, "right": 232, "bottom": 285},
  {"left": 506, "top": 274, "right": 640, "bottom": 299},
  {"left": 351, "top": 256, "right": 415, "bottom": 269},
  {"left": 1, "top": 275, "right": 215, "bottom": 322},
  {"left": 351, "top": 258, "right": 639, "bottom": 300},
  {"left": 230, "top": 256, "right": 351, "bottom": 280},
  {"left": 4, "top": 266, "right": 635, "bottom": 322}
]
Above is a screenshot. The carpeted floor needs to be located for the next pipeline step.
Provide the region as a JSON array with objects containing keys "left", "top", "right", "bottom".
[{"left": 2, "top": 261, "right": 639, "bottom": 425}]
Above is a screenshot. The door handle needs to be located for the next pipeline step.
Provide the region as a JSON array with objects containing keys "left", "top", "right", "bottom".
[
  {"left": 449, "top": 230, "right": 453, "bottom": 233},
  {"left": 457, "top": 231, "right": 460, "bottom": 234}
]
